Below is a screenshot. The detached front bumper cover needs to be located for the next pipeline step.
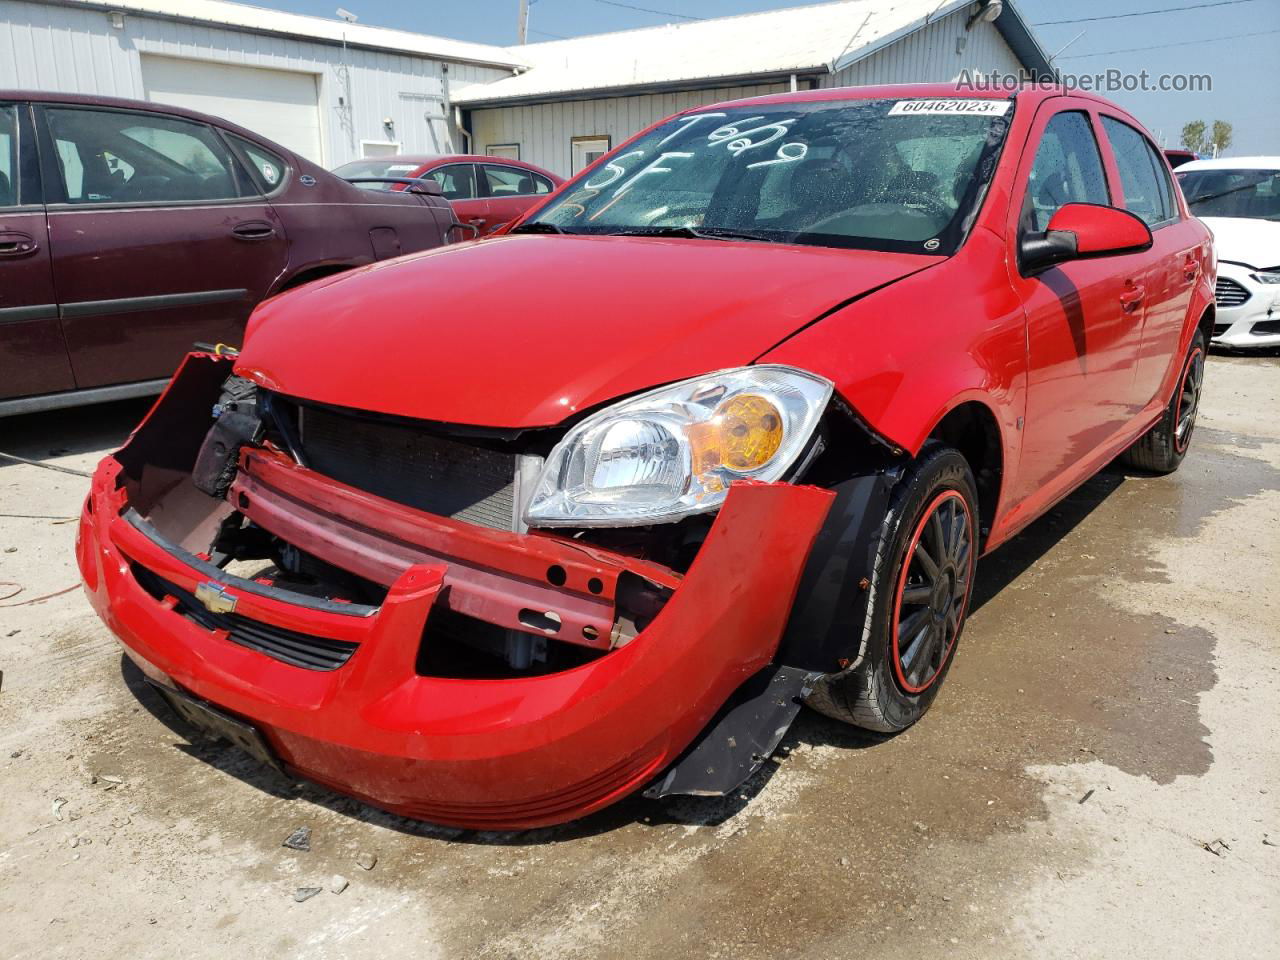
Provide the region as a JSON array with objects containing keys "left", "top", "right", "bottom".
[{"left": 77, "top": 354, "right": 833, "bottom": 829}]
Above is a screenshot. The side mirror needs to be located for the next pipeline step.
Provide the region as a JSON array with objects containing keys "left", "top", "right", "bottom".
[
  {"left": 1019, "top": 202, "right": 1153, "bottom": 274},
  {"left": 409, "top": 178, "right": 444, "bottom": 197}
]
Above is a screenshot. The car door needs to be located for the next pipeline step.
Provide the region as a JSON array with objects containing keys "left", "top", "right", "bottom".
[
  {"left": 478, "top": 163, "right": 555, "bottom": 234},
  {"left": 37, "top": 103, "right": 289, "bottom": 389},
  {"left": 424, "top": 162, "right": 489, "bottom": 235},
  {"left": 1005, "top": 104, "right": 1148, "bottom": 514},
  {"left": 1098, "top": 115, "right": 1201, "bottom": 409},
  {"left": 0, "top": 101, "right": 76, "bottom": 401}
]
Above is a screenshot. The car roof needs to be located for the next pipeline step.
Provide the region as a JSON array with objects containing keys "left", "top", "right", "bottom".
[
  {"left": 698, "top": 81, "right": 1117, "bottom": 114},
  {"left": 1177, "top": 156, "right": 1280, "bottom": 172},
  {"left": 0, "top": 89, "right": 293, "bottom": 155},
  {"left": 334, "top": 154, "right": 562, "bottom": 178}
]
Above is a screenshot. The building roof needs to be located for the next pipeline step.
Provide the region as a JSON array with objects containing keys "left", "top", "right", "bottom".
[
  {"left": 53, "top": 0, "right": 523, "bottom": 69},
  {"left": 455, "top": 0, "right": 1053, "bottom": 107}
]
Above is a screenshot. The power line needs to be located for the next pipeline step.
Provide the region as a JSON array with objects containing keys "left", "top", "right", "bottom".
[
  {"left": 586, "top": 0, "right": 704, "bottom": 22},
  {"left": 1057, "top": 25, "right": 1280, "bottom": 58},
  {"left": 1034, "top": 0, "right": 1260, "bottom": 26},
  {"left": 529, "top": 27, "right": 569, "bottom": 39}
]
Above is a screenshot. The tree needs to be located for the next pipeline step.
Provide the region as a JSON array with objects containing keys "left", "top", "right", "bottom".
[
  {"left": 1210, "top": 120, "right": 1233, "bottom": 156},
  {"left": 1181, "top": 120, "right": 1206, "bottom": 153}
]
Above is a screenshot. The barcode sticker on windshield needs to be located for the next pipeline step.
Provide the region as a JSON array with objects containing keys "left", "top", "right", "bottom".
[{"left": 888, "top": 99, "right": 1011, "bottom": 117}]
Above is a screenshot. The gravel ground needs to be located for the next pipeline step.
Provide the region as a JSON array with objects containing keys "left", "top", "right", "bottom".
[{"left": 1, "top": 353, "right": 1277, "bottom": 960}]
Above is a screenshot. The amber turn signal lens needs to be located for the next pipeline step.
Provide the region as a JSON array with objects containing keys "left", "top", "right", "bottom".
[{"left": 690, "top": 393, "right": 784, "bottom": 474}]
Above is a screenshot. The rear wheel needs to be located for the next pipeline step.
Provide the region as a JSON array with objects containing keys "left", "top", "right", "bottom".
[
  {"left": 805, "top": 444, "right": 978, "bottom": 733},
  {"left": 1121, "top": 331, "right": 1205, "bottom": 473}
]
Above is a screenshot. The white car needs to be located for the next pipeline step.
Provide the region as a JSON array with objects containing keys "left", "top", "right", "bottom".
[{"left": 1176, "top": 157, "right": 1280, "bottom": 348}]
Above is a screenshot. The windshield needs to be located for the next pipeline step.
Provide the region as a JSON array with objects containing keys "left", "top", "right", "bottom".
[
  {"left": 332, "top": 158, "right": 425, "bottom": 190},
  {"left": 1177, "top": 168, "right": 1280, "bottom": 221},
  {"left": 524, "top": 98, "right": 1013, "bottom": 254}
]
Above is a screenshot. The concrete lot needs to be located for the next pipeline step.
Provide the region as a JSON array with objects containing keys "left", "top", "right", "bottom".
[{"left": 1, "top": 353, "right": 1277, "bottom": 960}]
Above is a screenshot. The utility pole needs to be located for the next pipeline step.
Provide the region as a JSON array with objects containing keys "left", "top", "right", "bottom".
[{"left": 517, "top": 0, "right": 529, "bottom": 44}]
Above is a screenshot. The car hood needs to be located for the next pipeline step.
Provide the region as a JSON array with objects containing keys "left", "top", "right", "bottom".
[
  {"left": 1200, "top": 216, "right": 1280, "bottom": 268},
  {"left": 237, "top": 234, "right": 937, "bottom": 428}
]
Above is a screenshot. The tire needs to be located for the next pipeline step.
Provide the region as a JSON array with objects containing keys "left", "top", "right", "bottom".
[
  {"left": 1121, "top": 331, "right": 1205, "bottom": 474},
  {"left": 805, "top": 443, "right": 979, "bottom": 733}
]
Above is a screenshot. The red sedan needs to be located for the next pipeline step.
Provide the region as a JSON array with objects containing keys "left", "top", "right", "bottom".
[
  {"left": 78, "top": 84, "right": 1214, "bottom": 829},
  {"left": 332, "top": 154, "right": 563, "bottom": 236}
]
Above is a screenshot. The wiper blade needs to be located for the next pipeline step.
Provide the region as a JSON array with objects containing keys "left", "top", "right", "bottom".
[
  {"left": 611, "top": 225, "right": 776, "bottom": 243},
  {"left": 510, "top": 221, "right": 566, "bottom": 234}
]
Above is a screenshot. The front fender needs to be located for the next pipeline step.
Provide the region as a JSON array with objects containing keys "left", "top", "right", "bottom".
[{"left": 759, "top": 232, "right": 1027, "bottom": 461}]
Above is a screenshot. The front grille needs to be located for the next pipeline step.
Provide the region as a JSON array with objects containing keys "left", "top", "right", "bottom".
[
  {"left": 1215, "top": 277, "right": 1251, "bottom": 308},
  {"left": 132, "top": 565, "right": 360, "bottom": 671},
  {"left": 1251, "top": 319, "right": 1280, "bottom": 335},
  {"left": 297, "top": 404, "right": 518, "bottom": 531}
]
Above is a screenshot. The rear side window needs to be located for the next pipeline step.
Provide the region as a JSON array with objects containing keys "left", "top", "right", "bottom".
[
  {"left": 46, "top": 107, "right": 249, "bottom": 204},
  {"left": 482, "top": 164, "right": 542, "bottom": 197},
  {"left": 225, "top": 134, "right": 287, "bottom": 193},
  {"left": 0, "top": 105, "right": 15, "bottom": 207},
  {"left": 1102, "top": 117, "right": 1175, "bottom": 226},
  {"left": 429, "top": 163, "right": 476, "bottom": 200},
  {"left": 1025, "top": 111, "right": 1110, "bottom": 231}
]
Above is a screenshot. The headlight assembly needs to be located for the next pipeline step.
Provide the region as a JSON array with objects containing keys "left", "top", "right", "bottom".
[
  {"left": 524, "top": 365, "right": 832, "bottom": 527},
  {"left": 1250, "top": 270, "right": 1280, "bottom": 285}
]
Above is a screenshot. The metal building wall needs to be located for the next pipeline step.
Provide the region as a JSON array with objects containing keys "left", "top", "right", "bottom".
[
  {"left": 825, "top": 9, "right": 1024, "bottom": 88},
  {"left": 0, "top": 0, "right": 511, "bottom": 167},
  {"left": 468, "top": 10, "right": 1028, "bottom": 179},
  {"left": 468, "top": 82, "right": 792, "bottom": 178}
]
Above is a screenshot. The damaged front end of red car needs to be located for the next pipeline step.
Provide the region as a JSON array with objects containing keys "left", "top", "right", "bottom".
[{"left": 78, "top": 353, "right": 844, "bottom": 829}]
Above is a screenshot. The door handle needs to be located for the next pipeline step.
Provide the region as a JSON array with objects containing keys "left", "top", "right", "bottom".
[
  {"left": 1120, "top": 281, "right": 1146, "bottom": 313},
  {"left": 1183, "top": 255, "right": 1200, "bottom": 283},
  {"left": 231, "top": 221, "right": 276, "bottom": 241},
  {"left": 466, "top": 217, "right": 486, "bottom": 224},
  {"left": 0, "top": 232, "right": 38, "bottom": 258}
]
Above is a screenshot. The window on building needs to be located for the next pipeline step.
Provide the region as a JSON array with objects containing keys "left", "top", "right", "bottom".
[
  {"left": 1102, "top": 116, "right": 1175, "bottom": 227},
  {"left": 0, "top": 105, "right": 16, "bottom": 207},
  {"left": 47, "top": 107, "right": 248, "bottom": 204},
  {"left": 360, "top": 140, "right": 400, "bottom": 159},
  {"left": 1025, "top": 111, "right": 1110, "bottom": 232},
  {"left": 571, "top": 136, "right": 610, "bottom": 175},
  {"left": 486, "top": 144, "right": 520, "bottom": 160},
  {"left": 428, "top": 163, "right": 477, "bottom": 200}
]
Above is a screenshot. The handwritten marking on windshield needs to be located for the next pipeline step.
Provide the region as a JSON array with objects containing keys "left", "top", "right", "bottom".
[
  {"left": 585, "top": 150, "right": 647, "bottom": 190},
  {"left": 747, "top": 141, "right": 809, "bottom": 170},
  {"left": 707, "top": 117, "right": 797, "bottom": 156},
  {"left": 657, "top": 112, "right": 726, "bottom": 147}
]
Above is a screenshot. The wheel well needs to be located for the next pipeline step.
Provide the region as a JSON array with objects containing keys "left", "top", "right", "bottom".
[
  {"left": 276, "top": 264, "right": 351, "bottom": 293},
  {"left": 1198, "top": 304, "right": 1215, "bottom": 343},
  {"left": 929, "top": 402, "right": 1002, "bottom": 546}
]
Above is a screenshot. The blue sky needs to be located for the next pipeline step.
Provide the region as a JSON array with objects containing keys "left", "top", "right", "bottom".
[{"left": 256, "top": 0, "right": 1280, "bottom": 154}]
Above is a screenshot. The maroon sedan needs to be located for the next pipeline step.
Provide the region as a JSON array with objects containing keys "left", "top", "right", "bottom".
[
  {"left": 333, "top": 154, "right": 563, "bottom": 236},
  {"left": 0, "top": 92, "right": 458, "bottom": 416}
]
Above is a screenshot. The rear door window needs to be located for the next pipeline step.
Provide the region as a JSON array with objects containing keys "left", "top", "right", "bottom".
[
  {"left": 428, "top": 163, "right": 477, "bottom": 200},
  {"left": 225, "top": 134, "right": 287, "bottom": 193},
  {"left": 1102, "top": 117, "right": 1175, "bottom": 226},
  {"left": 482, "top": 164, "right": 541, "bottom": 197},
  {"left": 1024, "top": 111, "right": 1110, "bottom": 231},
  {"left": 46, "top": 108, "right": 250, "bottom": 204},
  {"left": 0, "top": 105, "right": 15, "bottom": 206}
]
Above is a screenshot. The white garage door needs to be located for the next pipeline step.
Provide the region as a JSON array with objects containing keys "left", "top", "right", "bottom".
[{"left": 141, "top": 55, "right": 323, "bottom": 164}]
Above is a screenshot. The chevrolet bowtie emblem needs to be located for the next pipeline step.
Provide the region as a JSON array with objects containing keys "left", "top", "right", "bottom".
[{"left": 194, "top": 581, "right": 238, "bottom": 615}]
